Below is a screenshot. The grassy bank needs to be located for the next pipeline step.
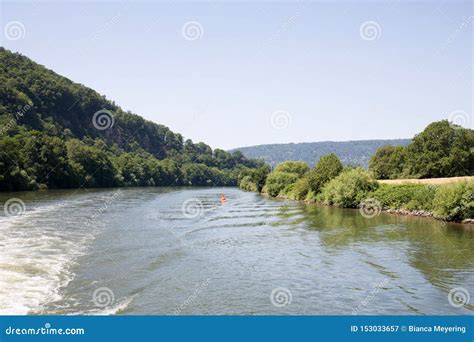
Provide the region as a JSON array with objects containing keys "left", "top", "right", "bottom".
[{"left": 370, "top": 182, "right": 473, "bottom": 222}]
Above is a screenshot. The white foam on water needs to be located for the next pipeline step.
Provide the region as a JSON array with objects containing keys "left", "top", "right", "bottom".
[
  {"left": 0, "top": 200, "right": 95, "bottom": 315},
  {"left": 70, "top": 295, "right": 137, "bottom": 316}
]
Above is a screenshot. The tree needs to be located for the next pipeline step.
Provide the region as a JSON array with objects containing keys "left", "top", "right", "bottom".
[
  {"left": 263, "top": 161, "right": 309, "bottom": 197},
  {"left": 253, "top": 165, "right": 271, "bottom": 192},
  {"left": 274, "top": 161, "right": 309, "bottom": 176},
  {"left": 308, "top": 153, "right": 343, "bottom": 194},
  {"left": 0, "top": 134, "right": 36, "bottom": 190},
  {"left": 368, "top": 145, "right": 406, "bottom": 179},
  {"left": 66, "top": 139, "right": 119, "bottom": 187},
  {"left": 290, "top": 176, "right": 310, "bottom": 200},
  {"left": 238, "top": 165, "right": 271, "bottom": 193},
  {"left": 0, "top": 47, "right": 265, "bottom": 191},
  {"left": 265, "top": 171, "right": 300, "bottom": 197},
  {"left": 403, "top": 121, "right": 473, "bottom": 178}
]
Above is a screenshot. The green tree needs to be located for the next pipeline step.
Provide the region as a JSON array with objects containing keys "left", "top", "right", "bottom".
[
  {"left": 368, "top": 145, "right": 406, "bottom": 179},
  {"left": 274, "top": 161, "right": 309, "bottom": 176},
  {"left": 403, "top": 121, "right": 473, "bottom": 178},
  {"left": 0, "top": 134, "right": 36, "bottom": 190},
  {"left": 263, "top": 161, "right": 309, "bottom": 197},
  {"left": 308, "top": 153, "right": 343, "bottom": 194},
  {"left": 66, "top": 139, "right": 119, "bottom": 187},
  {"left": 239, "top": 165, "right": 271, "bottom": 193},
  {"left": 289, "top": 176, "right": 310, "bottom": 200},
  {"left": 0, "top": 47, "right": 264, "bottom": 191},
  {"left": 265, "top": 171, "right": 300, "bottom": 197}
]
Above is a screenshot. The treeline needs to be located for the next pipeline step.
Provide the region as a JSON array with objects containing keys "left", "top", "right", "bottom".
[
  {"left": 369, "top": 121, "right": 473, "bottom": 179},
  {"left": 0, "top": 130, "right": 263, "bottom": 191},
  {"left": 0, "top": 48, "right": 263, "bottom": 191},
  {"left": 240, "top": 121, "right": 473, "bottom": 221}
]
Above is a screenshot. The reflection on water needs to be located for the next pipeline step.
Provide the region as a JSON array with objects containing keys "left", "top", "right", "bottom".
[{"left": 0, "top": 187, "right": 472, "bottom": 315}]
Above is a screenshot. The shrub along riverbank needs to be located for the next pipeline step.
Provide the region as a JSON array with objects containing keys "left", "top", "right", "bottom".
[
  {"left": 239, "top": 121, "right": 473, "bottom": 223},
  {"left": 241, "top": 162, "right": 473, "bottom": 222}
]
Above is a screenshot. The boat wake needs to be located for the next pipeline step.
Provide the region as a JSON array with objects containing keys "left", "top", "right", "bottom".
[{"left": 0, "top": 198, "right": 96, "bottom": 314}]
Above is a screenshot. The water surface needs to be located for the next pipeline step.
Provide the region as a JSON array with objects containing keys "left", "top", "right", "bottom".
[{"left": 0, "top": 187, "right": 472, "bottom": 315}]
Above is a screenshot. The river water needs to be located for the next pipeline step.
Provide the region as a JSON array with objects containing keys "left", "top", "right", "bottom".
[{"left": 0, "top": 187, "right": 472, "bottom": 315}]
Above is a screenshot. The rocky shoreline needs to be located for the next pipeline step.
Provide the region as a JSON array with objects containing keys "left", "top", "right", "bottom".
[{"left": 383, "top": 208, "right": 474, "bottom": 225}]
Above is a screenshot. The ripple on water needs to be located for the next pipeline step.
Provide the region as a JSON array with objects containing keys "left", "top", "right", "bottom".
[{"left": 1, "top": 187, "right": 473, "bottom": 315}]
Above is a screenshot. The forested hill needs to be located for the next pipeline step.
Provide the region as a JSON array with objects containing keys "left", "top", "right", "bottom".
[
  {"left": 0, "top": 48, "right": 263, "bottom": 191},
  {"left": 231, "top": 139, "right": 411, "bottom": 168}
]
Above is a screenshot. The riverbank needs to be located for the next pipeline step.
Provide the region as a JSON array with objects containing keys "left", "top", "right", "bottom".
[
  {"left": 261, "top": 191, "right": 474, "bottom": 226},
  {"left": 382, "top": 208, "right": 474, "bottom": 225},
  {"left": 243, "top": 165, "right": 473, "bottom": 224}
]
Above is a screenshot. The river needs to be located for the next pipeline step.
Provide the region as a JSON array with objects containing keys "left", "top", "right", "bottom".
[{"left": 0, "top": 187, "right": 473, "bottom": 315}]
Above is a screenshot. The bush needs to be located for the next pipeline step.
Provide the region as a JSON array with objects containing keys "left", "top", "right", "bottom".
[
  {"left": 288, "top": 176, "right": 310, "bottom": 200},
  {"left": 238, "top": 165, "right": 271, "bottom": 193},
  {"left": 240, "top": 175, "right": 258, "bottom": 192},
  {"left": 305, "top": 190, "right": 318, "bottom": 201},
  {"left": 263, "top": 161, "right": 309, "bottom": 197},
  {"left": 265, "top": 171, "right": 300, "bottom": 197},
  {"left": 274, "top": 161, "right": 310, "bottom": 176},
  {"left": 308, "top": 153, "right": 343, "bottom": 194},
  {"left": 319, "top": 168, "right": 379, "bottom": 207},
  {"left": 370, "top": 184, "right": 437, "bottom": 211},
  {"left": 432, "top": 182, "right": 474, "bottom": 221}
]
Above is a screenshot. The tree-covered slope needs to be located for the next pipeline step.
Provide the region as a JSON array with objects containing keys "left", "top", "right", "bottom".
[
  {"left": 0, "top": 48, "right": 262, "bottom": 191},
  {"left": 231, "top": 139, "right": 411, "bottom": 168}
]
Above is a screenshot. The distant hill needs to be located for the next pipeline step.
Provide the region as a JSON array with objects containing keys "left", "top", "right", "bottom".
[{"left": 230, "top": 139, "right": 412, "bottom": 168}]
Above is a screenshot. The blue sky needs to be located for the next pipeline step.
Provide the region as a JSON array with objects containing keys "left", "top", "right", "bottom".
[{"left": 1, "top": 1, "right": 472, "bottom": 150}]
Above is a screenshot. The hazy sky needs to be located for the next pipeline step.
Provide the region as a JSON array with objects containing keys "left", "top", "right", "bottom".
[{"left": 1, "top": 1, "right": 472, "bottom": 150}]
